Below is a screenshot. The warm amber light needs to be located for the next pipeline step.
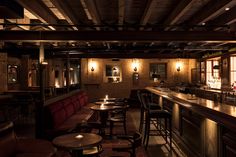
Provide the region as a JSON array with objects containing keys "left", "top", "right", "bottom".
[
  {"left": 176, "top": 62, "right": 182, "bottom": 72},
  {"left": 132, "top": 59, "right": 139, "bottom": 72},
  {"left": 55, "top": 79, "right": 60, "bottom": 88},
  {"left": 41, "top": 61, "right": 48, "bottom": 65},
  {"left": 89, "top": 60, "right": 97, "bottom": 72}
]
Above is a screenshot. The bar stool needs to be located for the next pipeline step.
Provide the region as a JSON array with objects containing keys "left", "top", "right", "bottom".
[
  {"left": 141, "top": 93, "right": 172, "bottom": 150},
  {"left": 137, "top": 90, "right": 161, "bottom": 133}
]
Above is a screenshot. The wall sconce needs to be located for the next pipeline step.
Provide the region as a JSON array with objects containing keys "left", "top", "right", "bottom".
[
  {"left": 132, "top": 59, "right": 139, "bottom": 72},
  {"left": 177, "top": 66, "right": 180, "bottom": 72},
  {"left": 176, "top": 62, "right": 182, "bottom": 72},
  {"left": 89, "top": 60, "right": 97, "bottom": 72},
  {"left": 91, "top": 66, "right": 94, "bottom": 71}
]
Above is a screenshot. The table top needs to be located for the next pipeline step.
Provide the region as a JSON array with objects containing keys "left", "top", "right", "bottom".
[
  {"left": 52, "top": 133, "right": 102, "bottom": 151},
  {"left": 90, "top": 105, "right": 122, "bottom": 111},
  {"left": 94, "top": 101, "right": 115, "bottom": 105},
  {"left": 98, "top": 98, "right": 117, "bottom": 101}
]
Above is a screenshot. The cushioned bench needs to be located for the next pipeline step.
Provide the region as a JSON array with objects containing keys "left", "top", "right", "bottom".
[{"left": 43, "top": 90, "right": 96, "bottom": 140}]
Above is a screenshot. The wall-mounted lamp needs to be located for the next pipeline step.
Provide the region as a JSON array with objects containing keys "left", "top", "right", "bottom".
[
  {"left": 176, "top": 62, "right": 182, "bottom": 72},
  {"left": 132, "top": 59, "right": 139, "bottom": 72},
  {"left": 177, "top": 66, "right": 180, "bottom": 72},
  {"left": 91, "top": 66, "right": 95, "bottom": 71},
  {"left": 89, "top": 60, "right": 97, "bottom": 72}
]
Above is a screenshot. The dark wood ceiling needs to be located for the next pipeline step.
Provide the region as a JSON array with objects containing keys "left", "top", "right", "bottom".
[{"left": 0, "top": 0, "right": 236, "bottom": 58}]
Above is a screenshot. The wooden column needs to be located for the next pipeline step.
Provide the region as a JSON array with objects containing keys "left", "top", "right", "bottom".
[
  {"left": 0, "top": 53, "right": 7, "bottom": 92},
  {"left": 35, "top": 43, "right": 46, "bottom": 138},
  {"left": 66, "top": 52, "right": 70, "bottom": 93}
]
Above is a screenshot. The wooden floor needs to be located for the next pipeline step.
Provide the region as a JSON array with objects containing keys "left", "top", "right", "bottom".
[{"left": 14, "top": 108, "right": 187, "bottom": 157}]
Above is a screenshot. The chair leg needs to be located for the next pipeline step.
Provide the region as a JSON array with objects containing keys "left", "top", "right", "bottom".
[
  {"left": 169, "top": 118, "right": 172, "bottom": 149},
  {"left": 110, "top": 121, "right": 114, "bottom": 136},
  {"left": 124, "top": 120, "right": 127, "bottom": 135},
  {"left": 143, "top": 114, "right": 148, "bottom": 144},
  {"left": 145, "top": 118, "right": 150, "bottom": 149},
  {"left": 132, "top": 147, "right": 136, "bottom": 157},
  {"left": 139, "top": 109, "right": 144, "bottom": 133},
  {"left": 165, "top": 118, "right": 168, "bottom": 143}
]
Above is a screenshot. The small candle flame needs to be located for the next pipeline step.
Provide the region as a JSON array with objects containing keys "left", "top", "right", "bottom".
[{"left": 75, "top": 134, "right": 83, "bottom": 139}]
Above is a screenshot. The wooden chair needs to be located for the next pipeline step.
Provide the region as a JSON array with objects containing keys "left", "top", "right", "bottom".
[
  {"left": 83, "top": 144, "right": 104, "bottom": 157},
  {"left": 109, "top": 105, "right": 128, "bottom": 136},
  {"left": 112, "top": 132, "right": 142, "bottom": 157}
]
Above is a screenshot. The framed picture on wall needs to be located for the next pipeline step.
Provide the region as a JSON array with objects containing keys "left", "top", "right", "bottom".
[
  {"left": 7, "top": 65, "right": 18, "bottom": 83},
  {"left": 105, "top": 64, "right": 122, "bottom": 83},
  {"left": 149, "top": 63, "right": 167, "bottom": 80}
]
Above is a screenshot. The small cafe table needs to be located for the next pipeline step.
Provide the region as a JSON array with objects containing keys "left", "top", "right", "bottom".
[
  {"left": 94, "top": 101, "right": 115, "bottom": 105},
  {"left": 52, "top": 133, "right": 102, "bottom": 157},
  {"left": 90, "top": 105, "right": 122, "bottom": 128},
  {"left": 98, "top": 97, "right": 117, "bottom": 102}
]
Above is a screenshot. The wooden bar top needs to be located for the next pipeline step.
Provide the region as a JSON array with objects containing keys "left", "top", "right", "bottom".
[{"left": 146, "top": 86, "right": 236, "bottom": 130}]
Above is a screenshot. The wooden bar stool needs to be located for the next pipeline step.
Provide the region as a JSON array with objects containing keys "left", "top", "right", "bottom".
[
  {"left": 141, "top": 93, "right": 172, "bottom": 150},
  {"left": 137, "top": 90, "right": 161, "bottom": 134}
]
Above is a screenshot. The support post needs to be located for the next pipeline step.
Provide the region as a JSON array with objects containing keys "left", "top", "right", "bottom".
[
  {"left": 36, "top": 42, "right": 46, "bottom": 138},
  {"left": 66, "top": 52, "right": 70, "bottom": 93}
]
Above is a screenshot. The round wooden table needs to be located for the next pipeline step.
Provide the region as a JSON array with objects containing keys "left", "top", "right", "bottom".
[
  {"left": 98, "top": 97, "right": 117, "bottom": 102},
  {"left": 90, "top": 105, "right": 123, "bottom": 131},
  {"left": 52, "top": 133, "right": 102, "bottom": 157},
  {"left": 94, "top": 101, "right": 115, "bottom": 105}
]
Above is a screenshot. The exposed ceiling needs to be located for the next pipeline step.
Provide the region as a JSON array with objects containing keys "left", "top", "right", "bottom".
[{"left": 0, "top": 0, "right": 236, "bottom": 58}]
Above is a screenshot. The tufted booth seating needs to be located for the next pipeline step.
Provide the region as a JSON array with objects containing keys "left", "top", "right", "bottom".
[
  {"left": 43, "top": 90, "right": 96, "bottom": 140},
  {"left": 0, "top": 121, "right": 56, "bottom": 157}
]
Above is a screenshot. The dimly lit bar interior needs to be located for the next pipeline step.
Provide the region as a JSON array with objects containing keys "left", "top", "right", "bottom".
[{"left": 0, "top": 0, "right": 236, "bottom": 157}]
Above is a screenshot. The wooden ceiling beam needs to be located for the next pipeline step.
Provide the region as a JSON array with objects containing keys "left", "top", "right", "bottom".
[
  {"left": 140, "top": 0, "right": 156, "bottom": 27},
  {"left": 82, "top": 0, "right": 101, "bottom": 30},
  {"left": 209, "top": 5, "right": 236, "bottom": 30},
  {"left": 188, "top": 0, "right": 235, "bottom": 25},
  {"left": 118, "top": 0, "right": 125, "bottom": 30},
  {"left": 0, "top": 30, "right": 235, "bottom": 42},
  {"left": 16, "top": 0, "right": 59, "bottom": 30},
  {"left": 230, "top": 23, "right": 236, "bottom": 31},
  {"left": 7, "top": 17, "right": 31, "bottom": 30},
  {"left": 54, "top": 53, "right": 196, "bottom": 59},
  {"left": 51, "top": 0, "right": 79, "bottom": 30},
  {"left": 164, "top": 0, "right": 196, "bottom": 26}
]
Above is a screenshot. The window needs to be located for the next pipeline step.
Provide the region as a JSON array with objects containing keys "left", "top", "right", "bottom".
[
  {"left": 206, "top": 60, "right": 221, "bottom": 89},
  {"left": 230, "top": 56, "right": 236, "bottom": 87},
  {"left": 149, "top": 63, "right": 167, "bottom": 80},
  {"left": 200, "top": 61, "right": 205, "bottom": 83}
]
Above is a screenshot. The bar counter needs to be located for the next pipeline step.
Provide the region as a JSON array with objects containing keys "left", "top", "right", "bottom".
[
  {"left": 146, "top": 86, "right": 236, "bottom": 157},
  {"left": 146, "top": 87, "right": 236, "bottom": 129}
]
